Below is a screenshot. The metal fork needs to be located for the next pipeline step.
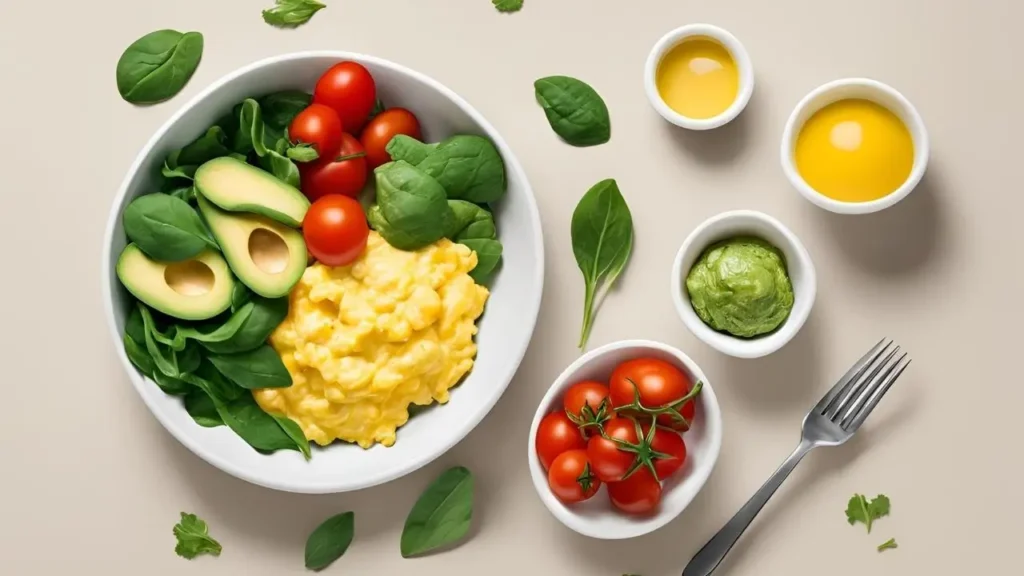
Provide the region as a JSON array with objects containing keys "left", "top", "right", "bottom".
[{"left": 681, "top": 339, "right": 911, "bottom": 576}]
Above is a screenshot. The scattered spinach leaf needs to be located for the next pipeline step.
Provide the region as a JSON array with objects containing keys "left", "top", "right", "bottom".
[
  {"left": 846, "top": 494, "right": 890, "bottom": 533},
  {"left": 493, "top": 0, "right": 524, "bottom": 12},
  {"left": 305, "top": 512, "right": 354, "bottom": 570},
  {"left": 400, "top": 466, "right": 474, "bottom": 558},
  {"left": 369, "top": 161, "right": 451, "bottom": 250},
  {"left": 184, "top": 388, "right": 223, "bottom": 428},
  {"left": 262, "top": 0, "right": 326, "bottom": 28},
  {"left": 208, "top": 345, "right": 292, "bottom": 389},
  {"left": 173, "top": 512, "right": 222, "bottom": 559},
  {"left": 199, "top": 296, "right": 288, "bottom": 354},
  {"left": 122, "top": 193, "right": 218, "bottom": 261},
  {"left": 877, "top": 538, "right": 898, "bottom": 552},
  {"left": 534, "top": 76, "right": 611, "bottom": 146},
  {"left": 460, "top": 239, "right": 503, "bottom": 284},
  {"left": 571, "top": 179, "right": 633, "bottom": 349},
  {"left": 117, "top": 30, "right": 204, "bottom": 104}
]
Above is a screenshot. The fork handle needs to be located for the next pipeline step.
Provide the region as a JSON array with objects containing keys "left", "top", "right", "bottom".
[{"left": 682, "top": 440, "right": 815, "bottom": 576}]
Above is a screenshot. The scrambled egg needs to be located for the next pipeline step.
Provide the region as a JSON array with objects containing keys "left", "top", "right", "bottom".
[{"left": 253, "top": 231, "right": 490, "bottom": 448}]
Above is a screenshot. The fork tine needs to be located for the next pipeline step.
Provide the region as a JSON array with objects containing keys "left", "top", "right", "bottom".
[
  {"left": 816, "top": 339, "right": 890, "bottom": 415},
  {"left": 829, "top": 345, "right": 900, "bottom": 420},
  {"left": 839, "top": 350, "right": 904, "bottom": 427},
  {"left": 845, "top": 355, "right": 910, "bottom": 431}
]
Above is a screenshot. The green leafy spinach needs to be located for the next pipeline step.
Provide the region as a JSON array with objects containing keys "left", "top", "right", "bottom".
[
  {"left": 305, "top": 512, "right": 354, "bottom": 570},
  {"left": 122, "top": 193, "right": 218, "bottom": 261},
  {"left": 262, "top": 0, "right": 326, "bottom": 28},
  {"left": 367, "top": 161, "right": 451, "bottom": 250},
  {"left": 400, "top": 466, "right": 474, "bottom": 558},
  {"left": 386, "top": 135, "right": 506, "bottom": 203},
  {"left": 199, "top": 296, "right": 289, "bottom": 354},
  {"left": 207, "top": 344, "right": 292, "bottom": 389},
  {"left": 534, "top": 76, "right": 611, "bottom": 146},
  {"left": 117, "top": 30, "right": 204, "bottom": 104}
]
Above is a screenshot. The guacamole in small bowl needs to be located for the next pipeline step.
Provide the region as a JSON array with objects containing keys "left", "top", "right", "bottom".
[{"left": 685, "top": 237, "right": 794, "bottom": 338}]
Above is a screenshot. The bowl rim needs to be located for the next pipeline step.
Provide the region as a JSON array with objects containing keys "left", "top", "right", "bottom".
[
  {"left": 101, "top": 50, "right": 546, "bottom": 494},
  {"left": 780, "top": 77, "right": 930, "bottom": 215},
  {"left": 527, "top": 339, "right": 723, "bottom": 540},
  {"left": 670, "top": 210, "right": 817, "bottom": 359},
  {"left": 643, "top": 23, "right": 755, "bottom": 131}
]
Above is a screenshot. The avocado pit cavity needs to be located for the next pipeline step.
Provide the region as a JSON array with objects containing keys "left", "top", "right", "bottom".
[
  {"left": 248, "top": 228, "right": 289, "bottom": 275},
  {"left": 164, "top": 259, "right": 216, "bottom": 297}
]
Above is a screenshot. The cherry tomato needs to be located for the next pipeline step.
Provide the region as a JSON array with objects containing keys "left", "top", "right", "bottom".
[
  {"left": 644, "top": 424, "right": 688, "bottom": 479},
  {"left": 300, "top": 133, "right": 368, "bottom": 201},
  {"left": 536, "top": 411, "right": 586, "bottom": 470},
  {"left": 609, "top": 357, "right": 698, "bottom": 431},
  {"left": 548, "top": 449, "right": 601, "bottom": 504},
  {"left": 302, "top": 195, "right": 369, "bottom": 267},
  {"left": 313, "top": 61, "right": 377, "bottom": 133},
  {"left": 288, "top": 104, "right": 344, "bottom": 160},
  {"left": 586, "top": 417, "right": 640, "bottom": 482},
  {"left": 563, "top": 380, "right": 610, "bottom": 437},
  {"left": 607, "top": 468, "right": 662, "bottom": 515},
  {"left": 360, "top": 108, "right": 422, "bottom": 169}
]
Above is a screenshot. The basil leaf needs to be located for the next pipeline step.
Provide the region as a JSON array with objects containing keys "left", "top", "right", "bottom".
[
  {"left": 258, "top": 90, "right": 312, "bottom": 130},
  {"left": 459, "top": 238, "right": 503, "bottom": 285},
  {"left": 262, "top": 0, "right": 327, "bottom": 28},
  {"left": 184, "top": 388, "right": 223, "bottom": 427},
  {"left": 400, "top": 466, "right": 474, "bottom": 557},
  {"left": 411, "top": 136, "right": 507, "bottom": 204},
  {"left": 286, "top": 143, "right": 319, "bottom": 162},
  {"left": 305, "top": 512, "right": 354, "bottom": 570},
  {"left": 116, "top": 30, "right": 203, "bottom": 104},
  {"left": 371, "top": 161, "right": 450, "bottom": 250},
  {"left": 493, "top": 0, "right": 524, "bottom": 13},
  {"left": 199, "top": 296, "right": 288, "bottom": 354},
  {"left": 272, "top": 414, "right": 311, "bottom": 460},
  {"left": 534, "top": 76, "right": 611, "bottom": 146},
  {"left": 123, "top": 333, "right": 155, "bottom": 376},
  {"left": 571, "top": 179, "right": 633, "bottom": 349},
  {"left": 177, "top": 302, "right": 254, "bottom": 344},
  {"left": 230, "top": 282, "right": 252, "bottom": 313},
  {"left": 122, "top": 193, "right": 218, "bottom": 261},
  {"left": 444, "top": 200, "right": 497, "bottom": 241},
  {"left": 260, "top": 150, "right": 301, "bottom": 188},
  {"left": 208, "top": 345, "right": 292, "bottom": 389}
]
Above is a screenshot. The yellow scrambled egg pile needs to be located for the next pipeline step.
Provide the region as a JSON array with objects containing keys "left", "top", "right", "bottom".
[{"left": 253, "top": 231, "right": 490, "bottom": 449}]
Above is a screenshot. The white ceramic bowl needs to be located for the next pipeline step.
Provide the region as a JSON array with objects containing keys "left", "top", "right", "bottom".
[
  {"left": 671, "top": 210, "right": 816, "bottom": 359},
  {"left": 527, "top": 340, "right": 722, "bottom": 540},
  {"left": 101, "top": 52, "right": 544, "bottom": 494},
  {"left": 644, "top": 23, "right": 754, "bottom": 131},
  {"left": 780, "top": 77, "right": 930, "bottom": 214}
]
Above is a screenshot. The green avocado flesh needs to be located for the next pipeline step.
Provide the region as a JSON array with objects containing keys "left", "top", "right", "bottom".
[
  {"left": 685, "top": 237, "right": 795, "bottom": 338},
  {"left": 197, "top": 194, "right": 306, "bottom": 298},
  {"left": 116, "top": 243, "right": 234, "bottom": 321},
  {"left": 195, "top": 156, "right": 309, "bottom": 227}
]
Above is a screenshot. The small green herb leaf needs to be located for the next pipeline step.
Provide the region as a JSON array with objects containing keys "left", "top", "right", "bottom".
[
  {"left": 571, "top": 179, "right": 633, "bottom": 349},
  {"left": 207, "top": 345, "right": 292, "bottom": 389},
  {"left": 122, "top": 193, "right": 218, "bottom": 261},
  {"left": 117, "top": 30, "right": 204, "bottom": 104},
  {"left": 846, "top": 494, "right": 891, "bottom": 533},
  {"left": 400, "top": 466, "right": 474, "bottom": 558},
  {"left": 305, "top": 512, "right": 355, "bottom": 570},
  {"left": 173, "top": 512, "right": 221, "bottom": 559},
  {"left": 534, "top": 76, "right": 611, "bottom": 146},
  {"left": 262, "top": 0, "right": 326, "bottom": 28},
  {"left": 877, "top": 538, "right": 898, "bottom": 552},
  {"left": 493, "top": 0, "right": 524, "bottom": 13},
  {"left": 286, "top": 142, "right": 320, "bottom": 162}
]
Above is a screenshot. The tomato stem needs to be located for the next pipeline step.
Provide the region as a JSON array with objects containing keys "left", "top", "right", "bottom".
[
  {"left": 576, "top": 462, "right": 596, "bottom": 493},
  {"left": 613, "top": 378, "right": 703, "bottom": 431},
  {"left": 334, "top": 151, "right": 367, "bottom": 162},
  {"left": 602, "top": 415, "right": 674, "bottom": 482},
  {"left": 565, "top": 398, "right": 611, "bottom": 437}
]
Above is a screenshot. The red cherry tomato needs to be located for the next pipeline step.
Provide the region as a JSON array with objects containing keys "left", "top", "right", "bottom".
[
  {"left": 548, "top": 449, "right": 601, "bottom": 504},
  {"left": 287, "top": 103, "right": 344, "bottom": 160},
  {"left": 609, "top": 357, "right": 698, "bottom": 431},
  {"left": 607, "top": 468, "right": 662, "bottom": 515},
  {"left": 586, "top": 417, "right": 640, "bottom": 482},
  {"left": 302, "top": 195, "right": 369, "bottom": 267},
  {"left": 562, "top": 380, "right": 610, "bottom": 438},
  {"left": 535, "top": 411, "right": 586, "bottom": 470},
  {"left": 313, "top": 61, "right": 377, "bottom": 133},
  {"left": 300, "top": 133, "right": 368, "bottom": 201},
  {"left": 644, "top": 423, "right": 688, "bottom": 479},
  {"left": 360, "top": 108, "right": 422, "bottom": 169}
]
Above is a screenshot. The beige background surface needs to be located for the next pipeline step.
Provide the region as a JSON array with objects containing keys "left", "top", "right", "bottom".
[{"left": 2, "top": 0, "right": 1020, "bottom": 574}]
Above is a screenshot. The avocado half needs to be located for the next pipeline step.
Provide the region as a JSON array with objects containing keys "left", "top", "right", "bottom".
[
  {"left": 195, "top": 156, "right": 310, "bottom": 227},
  {"left": 116, "top": 244, "right": 234, "bottom": 321},
  {"left": 197, "top": 194, "right": 307, "bottom": 298}
]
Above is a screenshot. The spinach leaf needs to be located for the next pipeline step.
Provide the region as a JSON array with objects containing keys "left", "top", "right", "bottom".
[
  {"left": 125, "top": 306, "right": 148, "bottom": 345},
  {"left": 534, "top": 76, "right": 611, "bottom": 146},
  {"left": 386, "top": 135, "right": 506, "bottom": 204},
  {"left": 370, "top": 161, "right": 451, "bottom": 250},
  {"left": 184, "top": 388, "right": 223, "bottom": 427},
  {"left": 493, "top": 0, "right": 524, "bottom": 12},
  {"left": 173, "top": 126, "right": 231, "bottom": 167},
  {"left": 161, "top": 160, "right": 196, "bottom": 182},
  {"left": 385, "top": 135, "right": 437, "bottom": 166},
  {"left": 168, "top": 186, "right": 197, "bottom": 204},
  {"left": 286, "top": 143, "right": 319, "bottom": 162},
  {"left": 216, "top": 394, "right": 305, "bottom": 453},
  {"left": 230, "top": 282, "right": 252, "bottom": 313},
  {"left": 116, "top": 30, "right": 203, "bottom": 104},
  {"left": 176, "top": 302, "right": 253, "bottom": 345},
  {"left": 139, "top": 304, "right": 184, "bottom": 378},
  {"left": 208, "top": 345, "right": 292, "bottom": 389},
  {"left": 258, "top": 90, "right": 312, "bottom": 130},
  {"left": 122, "top": 193, "right": 218, "bottom": 261},
  {"left": 199, "top": 296, "right": 289, "bottom": 354},
  {"left": 444, "top": 200, "right": 497, "bottom": 241},
  {"left": 153, "top": 370, "right": 191, "bottom": 396},
  {"left": 262, "top": 0, "right": 327, "bottom": 28},
  {"left": 259, "top": 150, "right": 302, "bottom": 188},
  {"left": 123, "top": 333, "right": 155, "bottom": 376},
  {"left": 234, "top": 98, "right": 269, "bottom": 156},
  {"left": 272, "top": 414, "right": 311, "bottom": 460},
  {"left": 460, "top": 238, "right": 503, "bottom": 284},
  {"left": 571, "top": 179, "right": 633, "bottom": 349},
  {"left": 305, "top": 512, "right": 354, "bottom": 570},
  {"left": 400, "top": 466, "right": 474, "bottom": 558}
]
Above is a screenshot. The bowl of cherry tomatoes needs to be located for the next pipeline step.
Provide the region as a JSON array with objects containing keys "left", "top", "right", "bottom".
[{"left": 528, "top": 340, "right": 722, "bottom": 539}]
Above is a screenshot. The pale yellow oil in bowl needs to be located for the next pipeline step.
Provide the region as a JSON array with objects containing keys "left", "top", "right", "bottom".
[
  {"left": 795, "top": 99, "right": 914, "bottom": 203},
  {"left": 656, "top": 37, "right": 739, "bottom": 120}
]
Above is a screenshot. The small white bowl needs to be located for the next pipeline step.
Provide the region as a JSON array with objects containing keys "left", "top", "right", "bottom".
[
  {"left": 671, "top": 211, "right": 817, "bottom": 359},
  {"left": 644, "top": 23, "right": 755, "bottom": 131},
  {"left": 780, "top": 77, "right": 930, "bottom": 214},
  {"left": 527, "top": 340, "right": 722, "bottom": 540}
]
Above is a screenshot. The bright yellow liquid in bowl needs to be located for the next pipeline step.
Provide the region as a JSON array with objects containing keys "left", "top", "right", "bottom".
[
  {"left": 656, "top": 37, "right": 739, "bottom": 119},
  {"left": 794, "top": 99, "right": 914, "bottom": 203}
]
